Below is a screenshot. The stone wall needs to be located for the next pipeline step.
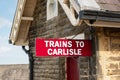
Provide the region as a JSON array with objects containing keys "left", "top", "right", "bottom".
[
  {"left": 97, "top": 28, "right": 120, "bottom": 80},
  {"left": 29, "top": 0, "right": 96, "bottom": 80},
  {"left": 0, "top": 64, "right": 29, "bottom": 80}
]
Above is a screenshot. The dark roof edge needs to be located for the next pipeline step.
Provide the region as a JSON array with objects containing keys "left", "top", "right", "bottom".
[{"left": 79, "top": 10, "right": 120, "bottom": 22}]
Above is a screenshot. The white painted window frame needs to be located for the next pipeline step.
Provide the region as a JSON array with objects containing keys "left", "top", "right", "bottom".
[{"left": 47, "top": 0, "right": 58, "bottom": 20}]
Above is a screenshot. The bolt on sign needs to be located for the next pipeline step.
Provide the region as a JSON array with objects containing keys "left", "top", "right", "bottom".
[{"left": 36, "top": 38, "right": 92, "bottom": 57}]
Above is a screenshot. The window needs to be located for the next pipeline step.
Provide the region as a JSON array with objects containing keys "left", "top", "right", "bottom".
[{"left": 47, "top": 0, "right": 58, "bottom": 20}]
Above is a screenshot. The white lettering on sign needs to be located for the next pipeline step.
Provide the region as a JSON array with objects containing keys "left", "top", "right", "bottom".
[
  {"left": 75, "top": 41, "right": 84, "bottom": 48},
  {"left": 45, "top": 41, "right": 72, "bottom": 47},
  {"left": 45, "top": 40, "right": 84, "bottom": 56},
  {"left": 47, "top": 48, "right": 82, "bottom": 56}
]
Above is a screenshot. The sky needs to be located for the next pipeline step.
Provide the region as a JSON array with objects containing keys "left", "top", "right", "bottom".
[{"left": 0, "top": 0, "right": 28, "bottom": 64}]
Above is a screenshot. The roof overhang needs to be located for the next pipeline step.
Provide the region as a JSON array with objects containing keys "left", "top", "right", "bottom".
[
  {"left": 9, "top": 0, "right": 37, "bottom": 46},
  {"left": 9, "top": 0, "right": 120, "bottom": 46},
  {"left": 59, "top": 0, "right": 120, "bottom": 27},
  {"left": 79, "top": 10, "right": 120, "bottom": 27}
]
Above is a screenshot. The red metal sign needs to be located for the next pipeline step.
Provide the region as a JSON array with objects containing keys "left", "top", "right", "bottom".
[{"left": 35, "top": 38, "right": 92, "bottom": 57}]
